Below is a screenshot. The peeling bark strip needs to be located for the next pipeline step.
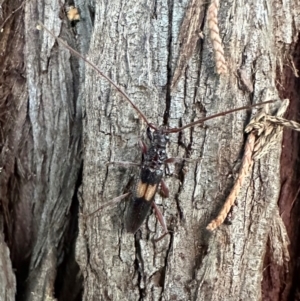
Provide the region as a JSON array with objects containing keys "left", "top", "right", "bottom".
[
  {"left": 207, "top": 0, "right": 227, "bottom": 74},
  {"left": 206, "top": 133, "right": 255, "bottom": 231},
  {"left": 171, "top": 0, "right": 227, "bottom": 89},
  {"left": 245, "top": 99, "right": 291, "bottom": 160},
  {"left": 207, "top": 98, "right": 300, "bottom": 231},
  {"left": 171, "top": 0, "right": 205, "bottom": 89}
]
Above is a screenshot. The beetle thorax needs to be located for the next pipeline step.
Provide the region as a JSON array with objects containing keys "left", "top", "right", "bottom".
[{"left": 142, "top": 128, "right": 169, "bottom": 172}]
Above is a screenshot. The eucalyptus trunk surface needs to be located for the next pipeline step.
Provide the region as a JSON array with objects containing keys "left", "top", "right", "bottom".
[
  {"left": 0, "top": 0, "right": 299, "bottom": 300},
  {"left": 78, "top": 0, "right": 298, "bottom": 301}
]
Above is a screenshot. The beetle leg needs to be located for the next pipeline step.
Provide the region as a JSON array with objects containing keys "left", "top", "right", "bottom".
[
  {"left": 152, "top": 202, "right": 169, "bottom": 242},
  {"left": 160, "top": 179, "right": 169, "bottom": 198}
]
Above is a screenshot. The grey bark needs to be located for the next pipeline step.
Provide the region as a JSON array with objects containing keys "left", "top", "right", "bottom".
[
  {"left": 0, "top": 0, "right": 299, "bottom": 300},
  {"left": 77, "top": 0, "right": 298, "bottom": 301},
  {"left": 21, "top": 1, "right": 87, "bottom": 299},
  {"left": 0, "top": 0, "right": 85, "bottom": 297}
]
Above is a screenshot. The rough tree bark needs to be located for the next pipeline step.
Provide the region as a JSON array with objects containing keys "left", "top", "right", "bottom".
[
  {"left": 0, "top": 0, "right": 300, "bottom": 300},
  {"left": 77, "top": 0, "right": 300, "bottom": 300}
]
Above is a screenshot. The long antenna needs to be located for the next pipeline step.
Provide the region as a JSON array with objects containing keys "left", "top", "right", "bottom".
[
  {"left": 37, "top": 21, "right": 152, "bottom": 127},
  {"left": 167, "top": 100, "right": 274, "bottom": 133},
  {"left": 37, "top": 21, "right": 273, "bottom": 132}
]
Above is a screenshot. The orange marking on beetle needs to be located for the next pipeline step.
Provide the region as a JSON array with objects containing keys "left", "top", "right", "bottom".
[
  {"left": 144, "top": 184, "right": 158, "bottom": 201},
  {"left": 136, "top": 181, "right": 147, "bottom": 198},
  {"left": 136, "top": 181, "right": 158, "bottom": 201}
]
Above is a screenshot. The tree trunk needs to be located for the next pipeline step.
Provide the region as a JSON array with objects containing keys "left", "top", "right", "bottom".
[
  {"left": 1, "top": 0, "right": 300, "bottom": 300},
  {"left": 77, "top": 0, "right": 300, "bottom": 300}
]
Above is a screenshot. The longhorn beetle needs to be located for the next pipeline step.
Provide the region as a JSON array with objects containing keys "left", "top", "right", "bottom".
[{"left": 38, "top": 22, "right": 273, "bottom": 241}]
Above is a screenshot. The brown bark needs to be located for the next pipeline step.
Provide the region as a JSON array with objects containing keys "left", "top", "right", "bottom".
[
  {"left": 1, "top": 0, "right": 85, "bottom": 300},
  {"left": 0, "top": 0, "right": 300, "bottom": 300},
  {"left": 78, "top": 0, "right": 300, "bottom": 300},
  {"left": 0, "top": 0, "right": 27, "bottom": 299}
]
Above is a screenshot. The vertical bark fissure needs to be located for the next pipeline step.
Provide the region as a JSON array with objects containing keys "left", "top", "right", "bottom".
[
  {"left": 161, "top": 234, "right": 174, "bottom": 293},
  {"left": 134, "top": 234, "right": 146, "bottom": 300},
  {"left": 274, "top": 34, "right": 300, "bottom": 301},
  {"left": 0, "top": 1, "right": 27, "bottom": 299},
  {"left": 54, "top": 163, "right": 83, "bottom": 301},
  {"left": 164, "top": 0, "right": 174, "bottom": 125},
  {"left": 21, "top": 2, "right": 85, "bottom": 297}
]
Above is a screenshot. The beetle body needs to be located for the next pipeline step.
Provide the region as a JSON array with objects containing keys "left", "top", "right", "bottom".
[{"left": 125, "top": 128, "right": 169, "bottom": 233}]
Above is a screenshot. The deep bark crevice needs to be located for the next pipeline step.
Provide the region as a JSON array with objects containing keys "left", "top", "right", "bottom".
[
  {"left": 164, "top": 0, "right": 174, "bottom": 125},
  {"left": 0, "top": 1, "right": 27, "bottom": 299},
  {"left": 278, "top": 35, "right": 300, "bottom": 301},
  {"left": 262, "top": 34, "right": 300, "bottom": 301},
  {"left": 54, "top": 164, "right": 83, "bottom": 301},
  {"left": 134, "top": 234, "right": 146, "bottom": 301}
]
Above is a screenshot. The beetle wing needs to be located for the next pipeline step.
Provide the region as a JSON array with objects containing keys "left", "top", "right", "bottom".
[
  {"left": 125, "top": 197, "right": 153, "bottom": 233},
  {"left": 125, "top": 179, "right": 159, "bottom": 233}
]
